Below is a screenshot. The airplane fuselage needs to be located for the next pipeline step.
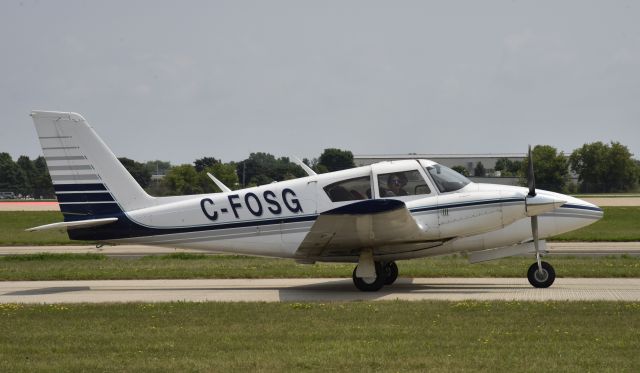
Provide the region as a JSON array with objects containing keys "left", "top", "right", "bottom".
[{"left": 69, "top": 160, "right": 601, "bottom": 263}]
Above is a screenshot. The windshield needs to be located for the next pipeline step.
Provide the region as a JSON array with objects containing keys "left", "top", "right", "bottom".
[{"left": 425, "top": 164, "right": 471, "bottom": 193}]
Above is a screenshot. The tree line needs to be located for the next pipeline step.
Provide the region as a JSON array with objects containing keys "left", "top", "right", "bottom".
[
  {"left": 455, "top": 142, "right": 639, "bottom": 193},
  {"left": 0, "top": 153, "right": 52, "bottom": 198},
  {"left": 1, "top": 142, "right": 638, "bottom": 198},
  {"left": 137, "top": 148, "right": 356, "bottom": 196},
  {"left": 0, "top": 148, "right": 355, "bottom": 198}
]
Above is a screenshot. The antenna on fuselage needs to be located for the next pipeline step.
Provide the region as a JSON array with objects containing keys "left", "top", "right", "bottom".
[
  {"left": 206, "top": 172, "right": 232, "bottom": 193},
  {"left": 292, "top": 156, "right": 317, "bottom": 176}
]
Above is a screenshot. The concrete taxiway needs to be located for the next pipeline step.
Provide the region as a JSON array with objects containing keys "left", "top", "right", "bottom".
[
  {"left": 2, "top": 242, "right": 640, "bottom": 257},
  {"left": 1, "top": 278, "right": 639, "bottom": 303}
]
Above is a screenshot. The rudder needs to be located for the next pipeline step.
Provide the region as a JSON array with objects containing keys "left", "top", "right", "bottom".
[{"left": 31, "top": 111, "right": 153, "bottom": 221}]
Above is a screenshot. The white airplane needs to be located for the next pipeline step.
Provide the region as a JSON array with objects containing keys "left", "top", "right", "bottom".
[{"left": 28, "top": 111, "right": 603, "bottom": 291}]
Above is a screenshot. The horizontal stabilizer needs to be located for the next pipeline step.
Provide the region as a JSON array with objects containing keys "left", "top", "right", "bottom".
[{"left": 25, "top": 217, "right": 118, "bottom": 232}]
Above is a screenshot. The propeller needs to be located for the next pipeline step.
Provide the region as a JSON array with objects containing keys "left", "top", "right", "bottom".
[{"left": 527, "top": 145, "right": 536, "bottom": 197}]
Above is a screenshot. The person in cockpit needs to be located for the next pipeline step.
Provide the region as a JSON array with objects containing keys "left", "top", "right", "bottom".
[{"left": 384, "top": 173, "right": 408, "bottom": 197}]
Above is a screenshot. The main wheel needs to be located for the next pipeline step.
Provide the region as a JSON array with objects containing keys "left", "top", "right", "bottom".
[
  {"left": 527, "top": 261, "right": 555, "bottom": 288},
  {"left": 383, "top": 261, "right": 399, "bottom": 285},
  {"left": 352, "top": 262, "right": 386, "bottom": 292}
]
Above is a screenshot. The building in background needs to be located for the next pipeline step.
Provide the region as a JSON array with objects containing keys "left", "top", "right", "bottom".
[{"left": 354, "top": 153, "right": 527, "bottom": 186}]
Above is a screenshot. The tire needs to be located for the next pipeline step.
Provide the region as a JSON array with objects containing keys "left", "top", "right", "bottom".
[
  {"left": 383, "top": 261, "right": 399, "bottom": 285},
  {"left": 352, "top": 262, "right": 386, "bottom": 292},
  {"left": 527, "top": 261, "right": 556, "bottom": 288}
]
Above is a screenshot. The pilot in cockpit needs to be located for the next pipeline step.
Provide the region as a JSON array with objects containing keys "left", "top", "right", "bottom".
[{"left": 384, "top": 173, "right": 408, "bottom": 197}]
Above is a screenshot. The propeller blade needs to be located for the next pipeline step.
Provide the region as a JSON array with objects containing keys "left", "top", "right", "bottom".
[{"left": 527, "top": 145, "right": 536, "bottom": 197}]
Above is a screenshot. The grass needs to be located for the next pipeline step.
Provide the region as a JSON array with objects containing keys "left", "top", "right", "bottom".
[
  {"left": 0, "top": 211, "right": 90, "bottom": 245},
  {"left": 551, "top": 207, "right": 640, "bottom": 241},
  {"left": 0, "top": 301, "right": 638, "bottom": 372},
  {"left": 571, "top": 193, "right": 640, "bottom": 197},
  {"left": 1, "top": 253, "right": 639, "bottom": 281}
]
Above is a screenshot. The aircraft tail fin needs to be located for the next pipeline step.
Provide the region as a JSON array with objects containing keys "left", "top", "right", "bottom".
[{"left": 30, "top": 111, "right": 154, "bottom": 221}]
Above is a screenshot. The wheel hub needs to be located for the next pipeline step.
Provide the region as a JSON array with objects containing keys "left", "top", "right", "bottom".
[
  {"left": 362, "top": 277, "right": 377, "bottom": 284},
  {"left": 534, "top": 269, "right": 548, "bottom": 282}
]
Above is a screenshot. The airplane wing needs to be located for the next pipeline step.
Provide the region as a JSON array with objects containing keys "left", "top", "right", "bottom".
[{"left": 295, "top": 199, "right": 444, "bottom": 261}]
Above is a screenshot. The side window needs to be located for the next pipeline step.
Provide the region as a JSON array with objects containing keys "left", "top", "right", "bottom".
[
  {"left": 378, "top": 170, "right": 431, "bottom": 197},
  {"left": 323, "top": 176, "right": 372, "bottom": 202}
]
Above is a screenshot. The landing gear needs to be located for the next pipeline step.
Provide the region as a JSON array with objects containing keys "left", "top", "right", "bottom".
[
  {"left": 383, "top": 261, "right": 398, "bottom": 285},
  {"left": 352, "top": 261, "right": 386, "bottom": 291},
  {"left": 527, "top": 261, "right": 555, "bottom": 288},
  {"left": 352, "top": 261, "right": 398, "bottom": 291},
  {"left": 524, "top": 145, "right": 556, "bottom": 289}
]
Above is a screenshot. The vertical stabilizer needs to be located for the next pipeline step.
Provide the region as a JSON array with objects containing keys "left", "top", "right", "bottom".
[{"left": 31, "top": 111, "right": 153, "bottom": 221}]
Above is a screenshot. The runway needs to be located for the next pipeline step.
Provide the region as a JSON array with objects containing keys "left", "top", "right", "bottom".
[{"left": 1, "top": 277, "right": 639, "bottom": 303}]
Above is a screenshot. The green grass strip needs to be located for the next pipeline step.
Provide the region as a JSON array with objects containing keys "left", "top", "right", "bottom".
[
  {"left": 1, "top": 254, "right": 639, "bottom": 281},
  {"left": 551, "top": 206, "right": 640, "bottom": 241},
  {"left": 0, "top": 211, "right": 89, "bottom": 245},
  {"left": 0, "top": 301, "right": 638, "bottom": 372}
]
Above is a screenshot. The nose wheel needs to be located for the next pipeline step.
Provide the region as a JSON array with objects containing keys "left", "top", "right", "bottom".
[{"left": 527, "top": 261, "right": 555, "bottom": 288}]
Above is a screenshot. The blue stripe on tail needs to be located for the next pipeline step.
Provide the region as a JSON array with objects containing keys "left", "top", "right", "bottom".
[
  {"left": 54, "top": 183, "right": 107, "bottom": 192},
  {"left": 54, "top": 183, "right": 124, "bottom": 222}
]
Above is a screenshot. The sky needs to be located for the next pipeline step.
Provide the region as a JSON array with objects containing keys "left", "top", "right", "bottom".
[{"left": 1, "top": 0, "right": 639, "bottom": 165}]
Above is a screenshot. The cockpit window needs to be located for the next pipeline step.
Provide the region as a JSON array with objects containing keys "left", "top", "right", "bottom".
[
  {"left": 426, "top": 164, "right": 471, "bottom": 193},
  {"left": 323, "top": 176, "right": 372, "bottom": 202},
  {"left": 378, "top": 170, "right": 431, "bottom": 197}
]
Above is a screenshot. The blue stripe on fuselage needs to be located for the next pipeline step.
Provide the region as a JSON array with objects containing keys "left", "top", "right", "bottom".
[
  {"left": 67, "top": 210, "right": 319, "bottom": 241},
  {"left": 409, "top": 197, "right": 524, "bottom": 214},
  {"left": 70, "top": 197, "right": 523, "bottom": 241},
  {"left": 65, "top": 197, "right": 600, "bottom": 242},
  {"left": 559, "top": 203, "right": 603, "bottom": 212}
]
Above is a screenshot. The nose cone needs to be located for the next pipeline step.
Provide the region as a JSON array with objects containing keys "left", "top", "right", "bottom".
[
  {"left": 554, "top": 194, "right": 604, "bottom": 232},
  {"left": 563, "top": 196, "right": 604, "bottom": 219}
]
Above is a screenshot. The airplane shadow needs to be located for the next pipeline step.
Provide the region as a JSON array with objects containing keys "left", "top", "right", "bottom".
[
  {"left": 277, "top": 279, "right": 526, "bottom": 302},
  {"left": 2, "top": 279, "right": 527, "bottom": 301},
  {"left": 6, "top": 286, "right": 91, "bottom": 296}
]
